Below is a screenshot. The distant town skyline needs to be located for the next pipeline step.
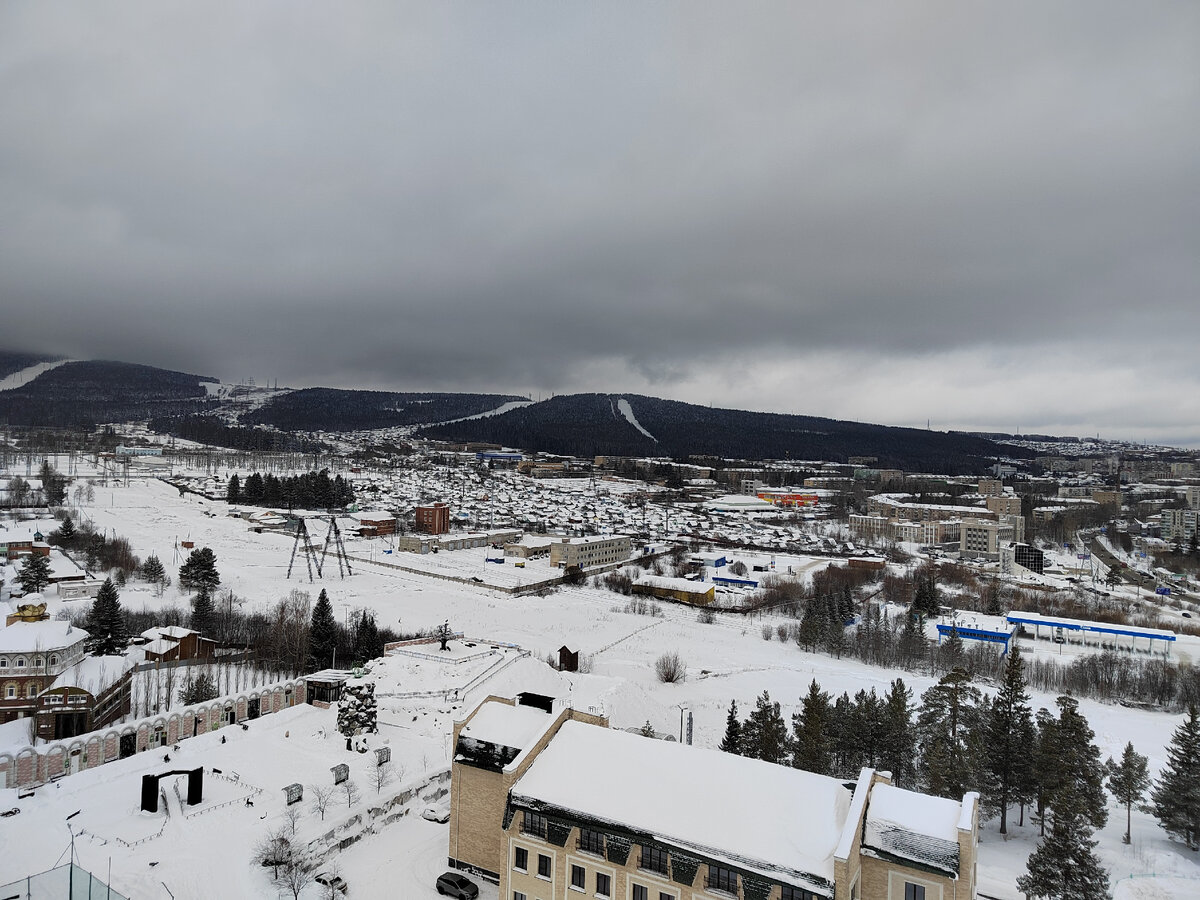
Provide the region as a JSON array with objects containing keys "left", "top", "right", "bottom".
[{"left": 2, "top": 3, "right": 1197, "bottom": 446}]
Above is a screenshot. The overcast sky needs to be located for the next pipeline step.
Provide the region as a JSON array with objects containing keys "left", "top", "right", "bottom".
[{"left": 2, "top": 3, "right": 1198, "bottom": 445}]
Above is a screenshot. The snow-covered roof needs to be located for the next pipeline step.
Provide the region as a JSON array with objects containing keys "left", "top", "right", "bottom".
[
  {"left": 0, "top": 620, "right": 88, "bottom": 654},
  {"left": 511, "top": 721, "right": 852, "bottom": 890},
  {"left": 47, "top": 654, "right": 134, "bottom": 693},
  {"left": 458, "top": 700, "right": 556, "bottom": 769},
  {"left": 142, "top": 638, "right": 177, "bottom": 655},
  {"left": 140, "top": 625, "right": 197, "bottom": 642},
  {"left": 862, "top": 784, "right": 963, "bottom": 875},
  {"left": 635, "top": 574, "right": 713, "bottom": 594}
]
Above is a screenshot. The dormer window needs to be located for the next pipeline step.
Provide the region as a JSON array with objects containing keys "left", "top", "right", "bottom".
[
  {"left": 0, "top": 658, "right": 7, "bottom": 669},
  {"left": 49, "top": 655, "right": 59, "bottom": 667},
  {"left": 15, "top": 657, "right": 26, "bottom": 668}
]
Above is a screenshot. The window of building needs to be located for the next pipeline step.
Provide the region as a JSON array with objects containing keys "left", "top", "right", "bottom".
[
  {"left": 632, "top": 885, "right": 648, "bottom": 900},
  {"left": 782, "top": 887, "right": 820, "bottom": 900},
  {"left": 537, "top": 854, "right": 552, "bottom": 878},
  {"left": 904, "top": 885, "right": 926, "bottom": 900},
  {"left": 26, "top": 684, "right": 37, "bottom": 698},
  {"left": 46, "top": 695, "right": 63, "bottom": 705},
  {"left": 514, "top": 847, "right": 528, "bottom": 872},
  {"left": 49, "top": 655, "right": 58, "bottom": 667},
  {"left": 659, "top": 893, "right": 673, "bottom": 900},
  {"left": 16, "top": 657, "right": 25, "bottom": 668},
  {"left": 639, "top": 845, "right": 668, "bottom": 876},
  {"left": 34, "top": 657, "right": 43, "bottom": 668},
  {"left": 578, "top": 828, "right": 605, "bottom": 856},
  {"left": 513, "top": 893, "right": 526, "bottom": 900},
  {"left": 595, "top": 873, "right": 610, "bottom": 898},
  {"left": 707, "top": 865, "right": 738, "bottom": 895},
  {"left": 68, "top": 695, "right": 87, "bottom": 704},
  {"left": 5, "top": 684, "right": 15, "bottom": 699},
  {"left": 523, "top": 812, "right": 548, "bottom": 839},
  {"left": 0, "top": 658, "right": 7, "bottom": 668},
  {"left": 570, "top": 865, "right": 586, "bottom": 891}
]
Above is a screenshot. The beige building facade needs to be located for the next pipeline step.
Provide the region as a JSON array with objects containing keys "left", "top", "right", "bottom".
[
  {"left": 449, "top": 697, "right": 979, "bottom": 900},
  {"left": 549, "top": 536, "right": 632, "bottom": 569}
]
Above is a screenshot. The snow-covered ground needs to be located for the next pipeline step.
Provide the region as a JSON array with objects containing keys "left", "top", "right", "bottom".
[{"left": 2, "top": 470, "right": 1199, "bottom": 897}]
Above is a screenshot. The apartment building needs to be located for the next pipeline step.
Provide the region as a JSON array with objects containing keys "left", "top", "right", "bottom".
[
  {"left": 959, "top": 519, "right": 1017, "bottom": 560},
  {"left": 448, "top": 696, "right": 979, "bottom": 900},
  {"left": 414, "top": 503, "right": 451, "bottom": 535},
  {"left": 549, "top": 536, "right": 631, "bottom": 570},
  {"left": 1163, "top": 508, "right": 1198, "bottom": 542},
  {"left": 977, "top": 478, "right": 1003, "bottom": 497},
  {"left": 985, "top": 495, "right": 1022, "bottom": 517}
]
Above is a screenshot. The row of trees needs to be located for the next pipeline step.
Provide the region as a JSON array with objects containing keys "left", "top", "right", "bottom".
[
  {"left": 719, "top": 646, "right": 1200, "bottom": 898},
  {"left": 226, "top": 469, "right": 354, "bottom": 510}
]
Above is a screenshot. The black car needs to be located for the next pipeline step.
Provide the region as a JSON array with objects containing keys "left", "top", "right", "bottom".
[{"left": 436, "top": 872, "right": 479, "bottom": 899}]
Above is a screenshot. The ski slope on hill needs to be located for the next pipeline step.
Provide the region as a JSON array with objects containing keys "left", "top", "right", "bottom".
[{"left": 0, "top": 358, "right": 72, "bottom": 391}]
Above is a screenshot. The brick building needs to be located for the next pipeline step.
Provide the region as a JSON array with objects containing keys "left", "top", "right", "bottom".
[
  {"left": 414, "top": 503, "right": 451, "bottom": 535},
  {"left": 0, "top": 621, "right": 89, "bottom": 724}
]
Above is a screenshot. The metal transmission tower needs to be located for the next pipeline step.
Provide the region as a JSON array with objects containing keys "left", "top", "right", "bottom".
[
  {"left": 319, "top": 517, "right": 353, "bottom": 579},
  {"left": 287, "top": 517, "right": 324, "bottom": 582}
]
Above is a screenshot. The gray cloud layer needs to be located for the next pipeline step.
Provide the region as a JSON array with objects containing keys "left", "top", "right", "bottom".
[{"left": 2, "top": 3, "right": 1198, "bottom": 443}]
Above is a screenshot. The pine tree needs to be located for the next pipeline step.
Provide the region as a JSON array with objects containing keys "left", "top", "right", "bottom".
[
  {"left": 226, "top": 474, "right": 241, "bottom": 504},
  {"left": 938, "top": 627, "right": 965, "bottom": 674},
  {"left": 719, "top": 700, "right": 742, "bottom": 755},
  {"left": 986, "top": 644, "right": 1036, "bottom": 834},
  {"left": 1151, "top": 706, "right": 1200, "bottom": 850},
  {"left": 791, "top": 680, "right": 832, "bottom": 774},
  {"left": 911, "top": 570, "right": 940, "bottom": 620},
  {"left": 879, "top": 678, "right": 916, "bottom": 787},
  {"left": 742, "top": 691, "right": 789, "bottom": 765},
  {"left": 85, "top": 577, "right": 128, "bottom": 656},
  {"left": 179, "top": 546, "right": 220, "bottom": 592},
  {"left": 1017, "top": 792, "right": 1111, "bottom": 900},
  {"left": 1106, "top": 742, "right": 1150, "bottom": 845},
  {"left": 1051, "top": 696, "right": 1108, "bottom": 832},
  {"left": 17, "top": 552, "right": 53, "bottom": 594},
  {"left": 56, "top": 514, "right": 76, "bottom": 545},
  {"left": 353, "top": 611, "right": 381, "bottom": 663},
  {"left": 191, "top": 587, "right": 215, "bottom": 634},
  {"left": 39, "top": 459, "right": 66, "bottom": 506},
  {"left": 916, "top": 668, "right": 983, "bottom": 799},
  {"left": 309, "top": 589, "right": 338, "bottom": 672},
  {"left": 181, "top": 672, "right": 219, "bottom": 705}
]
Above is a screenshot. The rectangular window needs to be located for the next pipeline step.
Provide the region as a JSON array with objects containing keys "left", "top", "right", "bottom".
[
  {"left": 537, "top": 854, "right": 552, "bottom": 878},
  {"left": 659, "top": 893, "right": 673, "bottom": 900},
  {"left": 639, "top": 845, "right": 668, "bottom": 876},
  {"left": 904, "top": 885, "right": 926, "bottom": 900},
  {"left": 571, "top": 865, "right": 586, "bottom": 891},
  {"left": 707, "top": 865, "right": 738, "bottom": 895},
  {"left": 595, "top": 872, "right": 610, "bottom": 898},
  {"left": 782, "top": 888, "right": 819, "bottom": 900},
  {"left": 523, "top": 811, "right": 548, "bottom": 839},
  {"left": 513, "top": 893, "right": 526, "bottom": 900},
  {"left": 578, "top": 828, "right": 605, "bottom": 856},
  {"left": 514, "top": 846, "right": 528, "bottom": 872},
  {"left": 632, "top": 885, "right": 648, "bottom": 900}
]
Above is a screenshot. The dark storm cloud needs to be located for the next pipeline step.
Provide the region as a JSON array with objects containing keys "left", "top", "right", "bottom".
[{"left": 1, "top": 2, "right": 1197, "bottom": 441}]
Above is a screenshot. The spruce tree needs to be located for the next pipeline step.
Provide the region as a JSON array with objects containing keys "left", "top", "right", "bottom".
[
  {"left": 719, "top": 700, "right": 742, "bottom": 755},
  {"left": 1051, "top": 696, "right": 1108, "bottom": 832},
  {"left": 17, "top": 552, "right": 52, "bottom": 594},
  {"left": 179, "top": 546, "right": 220, "bottom": 592},
  {"left": 1106, "top": 742, "right": 1150, "bottom": 845},
  {"left": 85, "top": 577, "right": 128, "bottom": 656},
  {"left": 986, "top": 644, "right": 1035, "bottom": 834},
  {"left": 191, "top": 587, "right": 215, "bottom": 634},
  {"left": 791, "top": 680, "right": 832, "bottom": 774},
  {"left": 141, "top": 554, "right": 165, "bottom": 586},
  {"left": 1151, "top": 706, "right": 1200, "bottom": 850},
  {"left": 353, "top": 611, "right": 381, "bottom": 663},
  {"left": 1017, "top": 792, "right": 1111, "bottom": 900},
  {"left": 181, "top": 672, "right": 219, "bottom": 705},
  {"left": 911, "top": 570, "right": 940, "bottom": 620},
  {"left": 226, "top": 474, "right": 241, "bottom": 504},
  {"left": 309, "top": 589, "right": 338, "bottom": 672},
  {"left": 56, "top": 514, "right": 76, "bottom": 545}
]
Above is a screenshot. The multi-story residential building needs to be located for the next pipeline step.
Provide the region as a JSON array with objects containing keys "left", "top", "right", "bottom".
[
  {"left": 549, "top": 536, "right": 631, "bottom": 570},
  {"left": 977, "top": 478, "right": 1003, "bottom": 497},
  {"left": 959, "top": 519, "right": 1017, "bottom": 560},
  {"left": 986, "top": 495, "right": 1022, "bottom": 517},
  {"left": 414, "top": 503, "right": 451, "bottom": 535},
  {"left": 1186, "top": 485, "right": 1200, "bottom": 511},
  {"left": 0, "top": 621, "right": 89, "bottom": 723},
  {"left": 448, "top": 696, "right": 980, "bottom": 900},
  {"left": 1090, "top": 490, "right": 1122, "bottom": 508},
  {"left": 1163, "top": 508, "right": 1198, "bottom": 542},
  {"left": 848, "top": 515, "right": 889, "bottom": 539}
]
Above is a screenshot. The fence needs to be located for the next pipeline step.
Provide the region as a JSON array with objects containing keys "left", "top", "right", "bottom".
[{"left": 0, "top": 863, "right": 131, "bottom": 900}]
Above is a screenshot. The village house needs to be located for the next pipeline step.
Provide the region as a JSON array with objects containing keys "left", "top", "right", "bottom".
[{"left": 0, "top": 619, "right": 89, "bottom": 723}]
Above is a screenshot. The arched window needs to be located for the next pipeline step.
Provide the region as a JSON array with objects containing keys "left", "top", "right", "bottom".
[
  {"left": 26, "top": 684, "right": 37, "bottom": 698},
  {"left": 0, "top": 658, "right": 7, "bottom": 669},
  {"left": 4, "top": 684, "right": 15, "bottom": 699},
  {"left": 15, "top": 658, "right": 26, "bottom": 669},
  {"left": 49, "top": 654, "right": 59, "bottom": 667},
  {"left": 34, "top": 656, "right": 43, "bottom": 668}
]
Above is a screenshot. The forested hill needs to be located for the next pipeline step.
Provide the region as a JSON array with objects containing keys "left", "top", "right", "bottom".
[
  {"left": 0, "top": 360, "right": 217, "bottom": 427},
  {"left": 419, "top": 393, "right": 1029, "bottom": 473},
  {"left": 242, "top": 387, "right": 528, "bottom": 432},
  {"left": 0, "top": 350, "right": 63, "bottom": 380}
]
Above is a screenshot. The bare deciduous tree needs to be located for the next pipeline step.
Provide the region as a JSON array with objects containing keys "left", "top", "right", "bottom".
[
  {"left": 282, "top": 802, "right": 303, "bottom": 835},
  {"left": 373, "top": 761, "right": 395, "bottom": 795},
  {"left": 654, "top": 651, "right": 687, "bottom": 683},
  {"left": 308, "top": 784, "right": 334, "bottom": 821},
  {"left": 340, "top": 778, "right": 361, "bottom": 809},
  {"left": 252, "top": 827, "right": 293, "bottom": 879}
]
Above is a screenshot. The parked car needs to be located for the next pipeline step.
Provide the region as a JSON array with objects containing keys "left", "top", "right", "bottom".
[
  {"left": 421, "top": 805, "right": 450, "bottom": 823},
  {"left": 436, "top": 872, "right": 479, "bottom": 899},
  {"left": 314, "top": 871, "right": 347, "bottom": 893}
]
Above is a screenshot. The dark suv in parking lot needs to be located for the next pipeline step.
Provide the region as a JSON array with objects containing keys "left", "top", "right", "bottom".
[{"left": 436, "top": 872, "right": 479, "bottom": 899}]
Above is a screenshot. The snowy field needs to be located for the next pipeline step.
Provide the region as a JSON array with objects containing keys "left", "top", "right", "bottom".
[{"left": 2, "top": 473, "right": 1200, "bottom": 897}]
